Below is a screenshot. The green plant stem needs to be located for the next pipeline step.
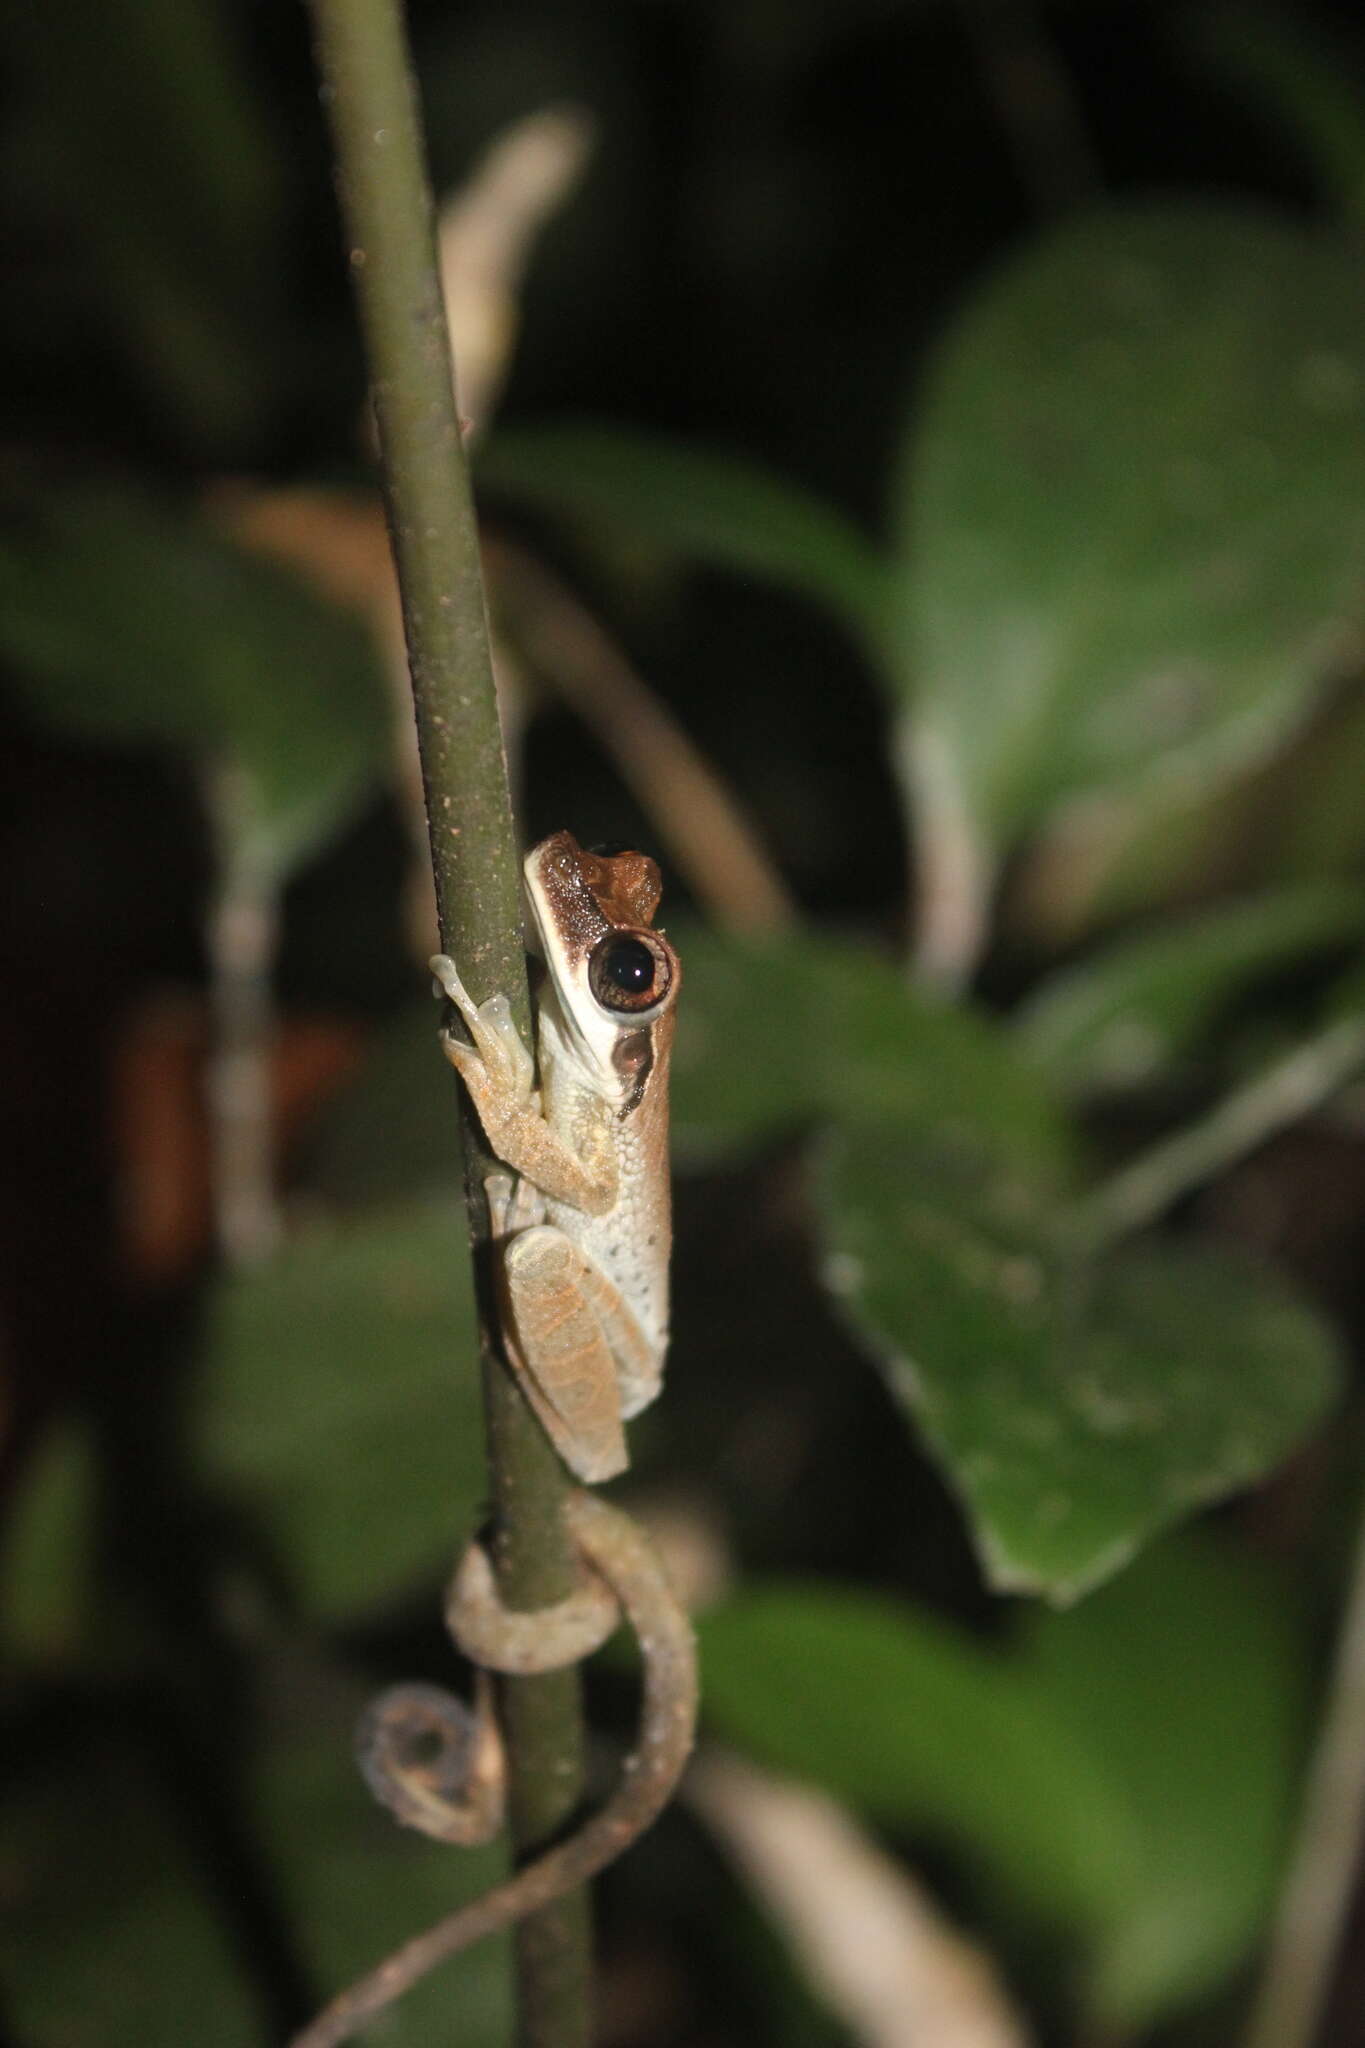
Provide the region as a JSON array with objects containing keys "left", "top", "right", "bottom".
[
  {"left": 1243, "top": 1477, "right": 1365, "bottom": 2048},
  {"left": 306, "top": 3, "right": 591, "bottom": 2041},
  {"left": 1071, "top": 1013, "right": 1365, "bottom": 1251}
]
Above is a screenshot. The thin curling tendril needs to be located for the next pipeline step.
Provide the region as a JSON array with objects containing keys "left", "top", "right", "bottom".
[{"left": 289, "top": 1491, "right": 698, "bottom": 2048}]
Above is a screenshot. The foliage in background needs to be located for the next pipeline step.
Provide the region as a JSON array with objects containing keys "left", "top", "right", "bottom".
[{"left": 3, "top": 4, "right": 1365, "bottom": 2046}]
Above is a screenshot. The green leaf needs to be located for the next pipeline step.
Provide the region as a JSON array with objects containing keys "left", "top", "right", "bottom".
[
  {"left": 0, "top": 1732, "right": 261, "bottom": 2048},
  {"left": 199, "top": 1198, "right": 484, "bottom": 1622},
  {"left": 818, "top": 1125, "right": 1340, "bottom": 1600},
  {"left": 893, "top": 203, "right": 1365, "bottom": 856},
  {"left": 0, "top": 1424, "right": 97, "bottom": 1668},
  {"left": 0, "top": 486, "right": 389, "bottom": 875},
  {"left": 1023, "top": 1536, "right": 1307, "bottom": 2024},
  {"left": 479, "top": 423, "right": 888, "bottom": 640},
  {"left": 1016, "top": 884, "right": 1365, "bottom": 1092},
  {"left": 699, "top": 1582, "right": 1141, "bottom": 1934},
  {"left": 298, "top": 1003, "right": 459, "bottom": 1208},
  {"left": 700, "top": 1534, "right": 1306, "bottom": 2027},
  {"left": 5, "top": 0, "right": 287, "bottom": 447},
  {"left": 257, "top": 1657, "right": 512, "bottom": 2047},
  {"left": 672, "top": 928, "right": 1074, "bottom": 1180},
  {"left": 0, "top": 1660, "right": 513, "bottom": 2048}
]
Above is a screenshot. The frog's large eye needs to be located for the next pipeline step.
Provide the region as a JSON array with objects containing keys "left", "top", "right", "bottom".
[{"left": 588, "top": 931, "right": 673, "bottom": 1015}]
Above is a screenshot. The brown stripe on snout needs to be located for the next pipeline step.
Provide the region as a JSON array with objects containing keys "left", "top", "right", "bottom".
[{"left": 612, "top": 1028, "right": 655, "bottom": 1116}]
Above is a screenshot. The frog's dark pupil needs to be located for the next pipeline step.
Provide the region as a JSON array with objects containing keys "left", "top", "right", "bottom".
[
  {"left": 589, "top": 840, "right": 633, "bottom": 858},
  {"left": 602, "top": 937, "right": 654, "bottom": 995}
]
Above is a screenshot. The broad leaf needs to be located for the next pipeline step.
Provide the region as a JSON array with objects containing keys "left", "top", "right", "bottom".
[
  {"left": 819, "top": 1125, "right": 1339, "bottom": 1600},
  {"left": 1016, "top": 883, "right": 1365, "bottom": 1092},
  {"left": 0, "top": 1664, "right": 513, "bottom": 2048},
  {"left": 0, "top": 1424, "right": 97, "bottom": 1668},
  {"left": 1023, "top": 1538, "right": 1306, "bottom": 2024},
  {"left": 700, "top": 1532, "right": 1304, "bottom": 2026},
  {"left": 480, "top": 424, "right": 888, "bottom": 640},
  {"left": 699, "top": 1583, "right": 1140, "bottom": 1934},
  {"left": 893, "top": 203, "right": 1365, "bottom": 856},
  {"left": 0, "top": 486, "right": 389, "bottom": 875},
  {"left": 5, "top": 0, "right": 287, "bottom": 448},
  {"left": 298, "top": 1003, "right": 458, "bottom": 1207},
  {"left": 199, "top": 1199, "right": 484, "bottom": 1621},
  {"left": 1, "top": 1731, "right": 260, "bottom": 2047},
  {"left": 672, "top": 928, "right": 1073, "bottom": 1180}
]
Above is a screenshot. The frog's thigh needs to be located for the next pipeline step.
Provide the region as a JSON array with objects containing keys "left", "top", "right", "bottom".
[{"left": 501, "top": 1226, "right": 634, "bottom": 1483}]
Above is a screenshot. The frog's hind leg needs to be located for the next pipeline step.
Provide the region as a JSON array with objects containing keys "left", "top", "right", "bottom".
[{"left": 498, "top": 1227, "right": 651, "bottom": 1484}]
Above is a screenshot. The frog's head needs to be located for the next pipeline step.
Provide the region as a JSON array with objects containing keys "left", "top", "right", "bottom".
[{"left": 524, "top": 832, "right": 680, "bottom": 1092}]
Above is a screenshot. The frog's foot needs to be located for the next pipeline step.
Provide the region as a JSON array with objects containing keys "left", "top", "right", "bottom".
[{"left": 430, "top": 954, "right": 535, "bottom": 1102}]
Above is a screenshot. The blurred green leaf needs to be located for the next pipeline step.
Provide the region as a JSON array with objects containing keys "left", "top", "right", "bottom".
[
  {"left": 0, "top": 1662, "right": 513, "bottom": 2048},
  {"left": 893, "top": 203, "right": 1365, "bottom": 860},
  {"left": 0, "top": 1424, "right": 96, "bottom": 1668},
  {"left": 819, "top": 1125, "right": 1339, "bottom": 1600},
  {"left": 199, "top": 1199, "right": 484, "bottom": 1622},
  {"left": 700, "top": 1583, "right": 1140, "bottom": 1937},
  {"left": 1, "top": 1732, "right": 261, "bottom": 2048},
  {"left": 3, "top": 0, "right": 287, "bottom": 448},
  {"left": 701, "top": 1533, "right": 1304, "bottom": 2027},
  {"left": 1325, "top": 953, "right": 1365, "bottom": 1021},
  {"left": 1247, "top": 676, "right": 1365, "bottom": 884},
  {"left": 0, "top": 487, "right": 389, "bottom": 876},
  {"left": 1023, "top": 1536, "right": 1306, "bottom": 2024},
  {"left": 672, "top": 928, "right": 1074, "bottom": 1180},
  {"left": 1016, "top": 884, "right": 1365, "bottom": 1092},
  {"left": 258, "top": 1658, "right": 512, "bottom": 2046},
  {"left": 298, "top": 1004, "right": 458, "bottom": 1208},
  {"left": 480, "top": 424, "right": 888, "bottom": 638}
]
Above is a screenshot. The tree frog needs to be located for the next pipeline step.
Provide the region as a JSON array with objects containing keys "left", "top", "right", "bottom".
[{"left": 430, "top": 832, "right": 681, "bottom": 1483}]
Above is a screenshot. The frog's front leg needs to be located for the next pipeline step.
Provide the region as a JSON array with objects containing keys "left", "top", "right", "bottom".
[
  {"left": 431, "top": 955, "right": 615, "bottom": 1216},
  {"left": 433, "top": 953, "right": 639, "bottom": 1480},
  {"left": 497, "top": 1228, "right": 658, "bottom": 1483}
]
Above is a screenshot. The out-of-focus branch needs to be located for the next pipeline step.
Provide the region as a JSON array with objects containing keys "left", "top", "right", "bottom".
[
  {"left": 957, "top": 0, "right": 1098, "bottom": 216},
  {"left": 439, "top": 108, "right": 594, "bottom": 433},
  {"left": 488, "top": 538, "right": 797, "bottom": 936},
  {"left": 1074, "top": 1013, "right": 1365, "bottom": 1250},
  {"left": 218, "top": 107, "right": 790, "bottom": 949},
  {"left": 690, "top": 1752, "right": 1030, "bottom": 2048},
  {"left": 202, "top": 760, "right": 281, "bottom": 1267},
  {"left": 901, "top": 718, "right": 992, "bottom": 995}
]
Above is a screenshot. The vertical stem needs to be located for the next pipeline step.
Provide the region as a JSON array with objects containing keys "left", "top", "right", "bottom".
[{"left": 306, "top": 3, "right": 592, "bottom": 2041}]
